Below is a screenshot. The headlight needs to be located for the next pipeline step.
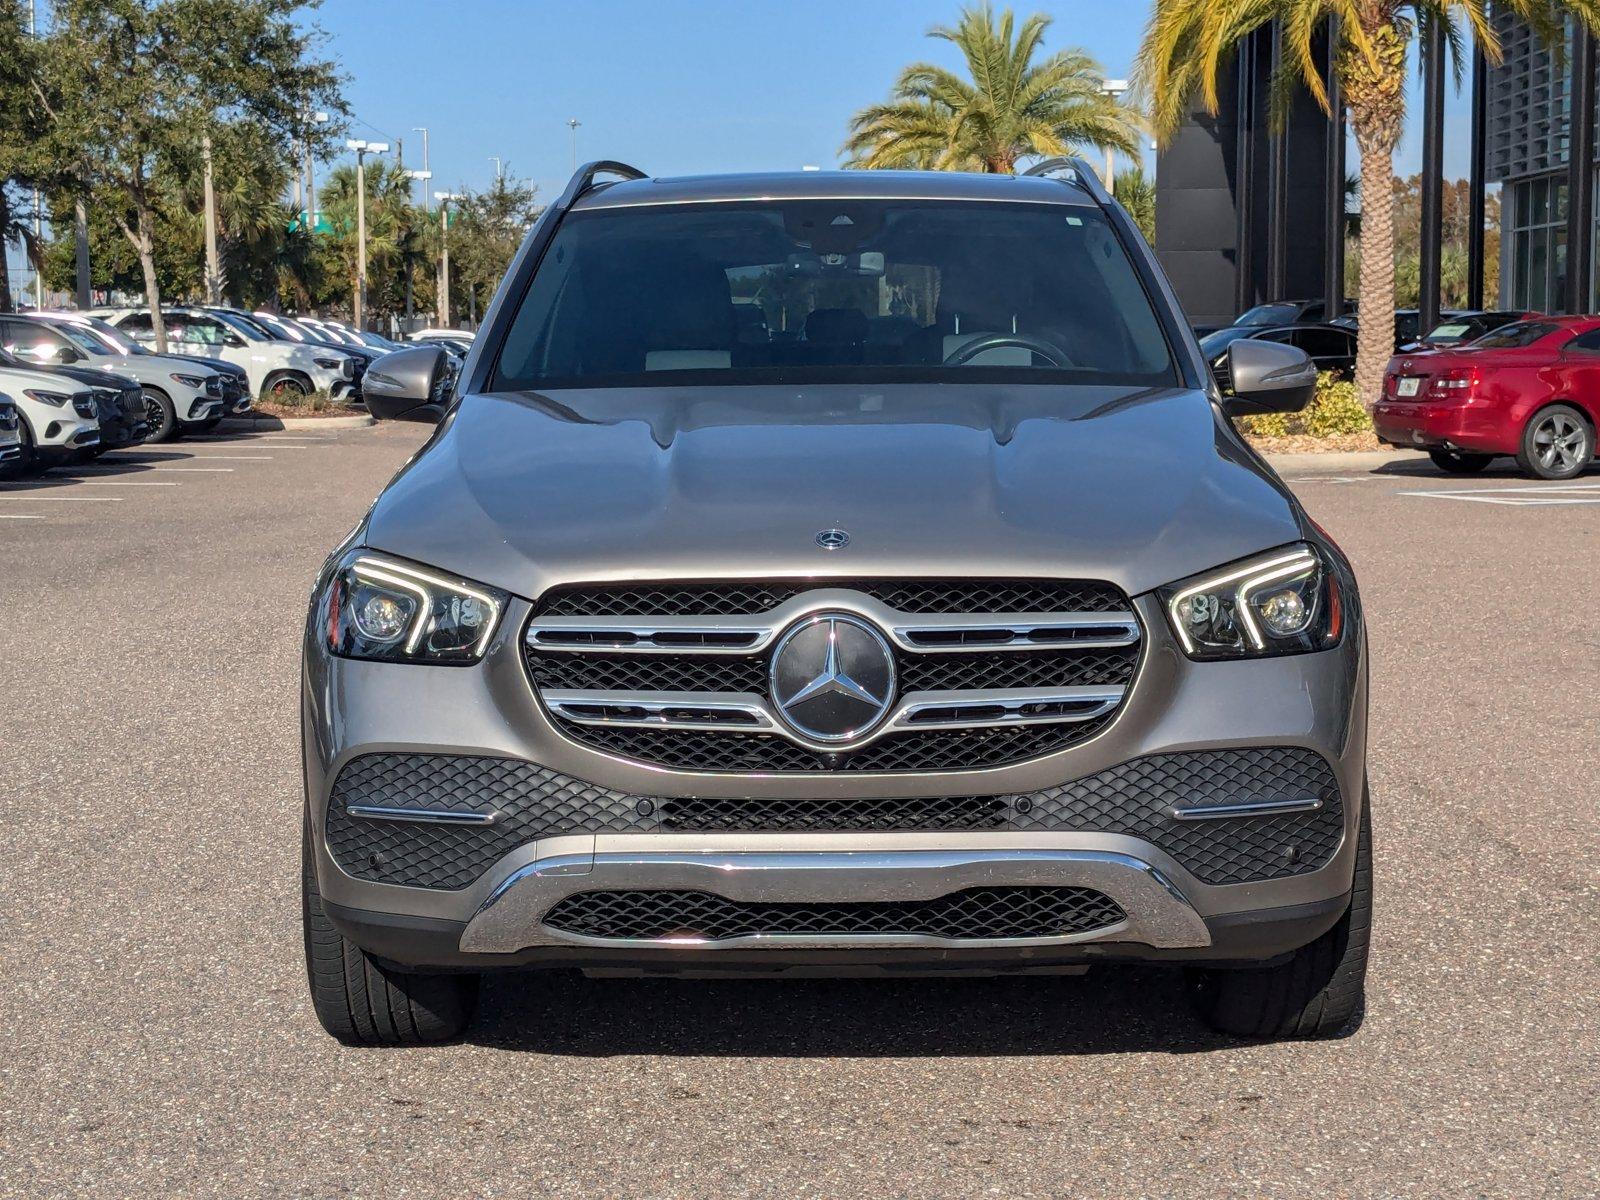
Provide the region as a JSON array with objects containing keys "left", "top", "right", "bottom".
[
  {"left": 23, "top": 388, "right": 71, "bottom": 407},
  {"left": 170, "top": 372, "right": 208, "bottom": 388},
  {"left": 313, "top": 356, "right": 345, "bottom": 372},
  {"left": 319, "top": 549, "right": 507, "bottom": 665},
  {"left": 1160, "top": 543, "right": 1342, "bottom": 660}
]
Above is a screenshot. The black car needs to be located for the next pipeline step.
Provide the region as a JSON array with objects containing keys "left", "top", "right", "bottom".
[
  {"left": 0, "top": 348, "right": 145, "bottom": 455},
  {"left": 1198, "top": 322, "right": 1357, "bottom": 389},
  {"left": 1409, "top": 309, "right": 1535, "bottom": 349}
]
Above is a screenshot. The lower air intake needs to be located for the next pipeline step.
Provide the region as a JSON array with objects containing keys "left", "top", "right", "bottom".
[{"left": 540, "top": 886, "right": 1126, "bottom": 942}]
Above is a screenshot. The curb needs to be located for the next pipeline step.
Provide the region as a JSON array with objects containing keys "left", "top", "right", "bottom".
[{"left": 218, "top": 413, "right": 377, "bottom": 432}]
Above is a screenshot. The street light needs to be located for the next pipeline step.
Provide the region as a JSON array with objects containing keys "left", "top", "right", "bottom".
[
  {"left": 411, "top": 127, "right": 430, "bottom": 212},
  {"left": 434, "top": 191, "right": 463, "bottom": 327},
  {"left": 488, "top": 155, "right": 503, "bottom": 184},
  {"left": 346, "top": 139, "right": 389, "bottom": 329},
  {"left": 302, "top": 110, "right": 329, "bottom": 232},
  {"left": 567, "top": 118, "right": 581, "bottom": 171},
  {"left": 1101, "top": 79, "right": 1129, "bottom": 191}
]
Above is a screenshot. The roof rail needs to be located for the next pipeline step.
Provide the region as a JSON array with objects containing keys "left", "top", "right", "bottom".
[
  {"left": 555, "top": 160, "right": 648, "bottom": 210},
  {"left": 1020, "top": 156, "right": 1111, "bottom": 206}
]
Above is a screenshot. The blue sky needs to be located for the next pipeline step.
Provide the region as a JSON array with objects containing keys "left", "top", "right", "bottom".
[{"left": 319, "top": 0, "right": 1475, "bottom": 202}]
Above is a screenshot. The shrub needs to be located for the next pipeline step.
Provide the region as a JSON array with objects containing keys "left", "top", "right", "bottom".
[{"left": 1239, "top": 373, "right": 1372, "bottom": 439}]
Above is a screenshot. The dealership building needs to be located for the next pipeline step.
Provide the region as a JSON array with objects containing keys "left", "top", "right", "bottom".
[{"left": 1154, "top": 13, "right": 1596, "bottom": 328}]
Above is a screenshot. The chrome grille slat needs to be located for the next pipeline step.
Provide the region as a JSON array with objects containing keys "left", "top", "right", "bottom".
[{"left": 526, "top": 579, "right": 1142, "bottom": 772}]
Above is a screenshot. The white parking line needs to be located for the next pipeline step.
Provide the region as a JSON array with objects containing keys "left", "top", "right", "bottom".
[
  {"left": 75, "top": 480, "right": 180, "bottom": 487},
  {"left": 0, "top": 513, "right": 43, "bottom": 519},
  {"left": 1397, "top": 481, "right": 1600, "bottom": 506},
  {"left": 170, "top": 454, "right": 272, "bottom": 461},
  {"left": 0, "top": 495, "right": 121, "bottom": 502},
  {"left": 75, "top": 466, "right": 233, "bottom": 473}
]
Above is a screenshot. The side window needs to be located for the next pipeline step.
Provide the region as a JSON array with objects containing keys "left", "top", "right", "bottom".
[
  {"left": 118, "top": 313, "right": 155, "bottom": 341},
  {"left": 1256, "top": 329, "right": 1297, "bottom": 344},
  {"left": 1296, "top": 329, "right": 1353, "bottom": 358},
  {"left": 1564, "top": 330, "right": 1600, "bottom": 353}
]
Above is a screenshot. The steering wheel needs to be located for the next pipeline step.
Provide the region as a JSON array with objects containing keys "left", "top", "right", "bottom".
[{"left": 941, "top": 332, "right": 1075, "bottom": 368}]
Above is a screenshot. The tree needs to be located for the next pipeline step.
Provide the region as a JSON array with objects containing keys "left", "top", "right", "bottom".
[
  {"left": 0, "top": 0, "right": 49, "bottom": 312},
  {"left": 39, "top": 0, "right": 344, "bottom": 349},
  {"left": 1137, "top": 1, "right": 1581, "bottom": 406},
  {"left": 1113, "top": 165, "right": 1157, "bottom": 244},
  {"left": 445, "top": 172, "right": 541, "bottom": 326},
  {"left": 843, "top": 3, "right": 1142, "bottom": 173}
]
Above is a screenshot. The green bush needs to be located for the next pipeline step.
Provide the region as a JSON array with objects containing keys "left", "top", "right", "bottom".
[{"left": 1239, "top": 373, "right": 1372, "bottom": 439}]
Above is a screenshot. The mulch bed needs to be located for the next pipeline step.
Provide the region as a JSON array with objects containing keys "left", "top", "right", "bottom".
[{"left": 1246, "top": 432, "right": 1383, "bottom": 454}]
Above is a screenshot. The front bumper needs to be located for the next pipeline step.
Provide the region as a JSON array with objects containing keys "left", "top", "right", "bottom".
[{"left": 304, "top": 591, "right": 1368, "bottom": 972}]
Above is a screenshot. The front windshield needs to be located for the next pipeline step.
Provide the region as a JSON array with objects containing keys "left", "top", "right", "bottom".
[
  {"left": 44, "top": 323, "right": 111, "bottom": 356},
  {"left": 1470, "top": 321, "right": 1556, "bottom": 349},
  {"left": 1235, "top": 303, "right": 1298, "bottom": 327},
  {"left": 76, "top": 316, "right": 145, "bottom": 354},
  {"left": 492, "top": 200, "right": 1175, "bottom": 390},
  {"left": 212, "top": 311, "right": 265, "bottom": 341}
]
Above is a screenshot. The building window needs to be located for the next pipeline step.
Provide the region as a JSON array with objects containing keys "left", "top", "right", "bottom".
[{"left": 1509, "top": 175, "right": 1569, "bottom": 310}]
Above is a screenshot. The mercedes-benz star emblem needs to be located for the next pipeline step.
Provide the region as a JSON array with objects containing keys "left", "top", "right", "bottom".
[
  {"left": 769, "top": 613, "right": 895, "bottom": 744},
  {"left": 815, "top": 528, "right": 850, "bottom": 550}
]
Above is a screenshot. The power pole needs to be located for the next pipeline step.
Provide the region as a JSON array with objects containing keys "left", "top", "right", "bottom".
[
  {"left": 202, "top": 133, "right": 223, "bottom": 304},
  {"left": 434, "top": 192, "right": 461, "bottom": 326},
  {"left": 29, "top": 0, "right": 42, "bottom": 309},
  {"left": 347, "top": 140, "right": 389, "bottom": 328}
]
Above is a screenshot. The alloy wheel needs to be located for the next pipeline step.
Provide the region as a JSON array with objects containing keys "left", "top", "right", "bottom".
[{"left": 1532, "top": 412, "right": 1588, "bottom": 474}]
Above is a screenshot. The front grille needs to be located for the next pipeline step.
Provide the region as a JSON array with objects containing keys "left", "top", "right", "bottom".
[
  {"left": 0, "top": 405, "right": 16, "bottom": 432},
  {"left": 540, "top": 886, "right": 1126, "bottom": 942},
  {"left": 527, "top": 578, "right": 1141, "bottom": 773},
  {"left": 72, "top": 394, "right": 95, "bottom": 418},
  {"left": 324, "top": 747, "right": 1343, "bottom": 890},
  {"left": 540, "top": 579, "right": 1127, "bottom": 617}
]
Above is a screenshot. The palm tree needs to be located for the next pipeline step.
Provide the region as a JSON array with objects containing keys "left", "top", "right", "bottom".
[
  {"left": 1113, "top": 166, "right": 1157, "bottom": 244},
  {"left": 843, "top": 3, "right": 1142, "bottom": 173},
  {"left": 1137, "top": 1, "right": 1589, "bottom": 406}
]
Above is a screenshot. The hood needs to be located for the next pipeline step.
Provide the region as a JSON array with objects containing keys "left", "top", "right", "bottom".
[
  {"left": 161, "top": 351, "right": 245, "bottom": 379},
  {"left": 0, "top": 362, "right": 90, "bottom": 394},
  {"left": 363, "top": 383, "right": 1304, "bottom": 601},
  {"left": 27, "top": 363, "right": 139, "bottom": 391}
]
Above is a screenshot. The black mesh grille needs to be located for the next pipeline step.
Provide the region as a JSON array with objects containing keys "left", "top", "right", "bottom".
[
  {"left": 324, "top": 747, "right": 1341, "bottom": 890},
  {"left": 897, "top": 646, "right": 1138, "bottom": 692},
  {"left": 554, "top": 717, "right": 1117, "bottom": 773},
  {"left": 538, "top": 578, "right": 1127, "bottom": 617},
  {"left": 540, "top": 886, "right": 1126, "bottom": 942},
  {"left": 527, "top": 652, "right": 768, "bottom": 694}
]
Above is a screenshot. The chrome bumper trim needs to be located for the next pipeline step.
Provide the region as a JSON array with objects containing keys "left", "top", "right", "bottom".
[
  {"left": 1169, "top": 796, "right": 1324, "bottom": 821},
  {"left": 457, "top": 845, "right": 1211, "bottom": 954},
  {"left": 346, "top": 804, "right": 498, "bottom": 826}
]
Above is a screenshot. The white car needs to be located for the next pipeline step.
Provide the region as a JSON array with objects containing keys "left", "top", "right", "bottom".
[
  {"left": 0, "top": 392, "right": 22, "bottom": 472},
  {"left": 2, "top": 312, "right": 231, "bottom": 442},
  {"left": 0, "top": 357, "right": 99, "bottom": 469},
  {"left": 92, "top": 306, "right": 357, "bottom": 402}
]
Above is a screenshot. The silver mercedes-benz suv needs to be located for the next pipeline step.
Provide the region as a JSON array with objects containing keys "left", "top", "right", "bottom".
[{"left": 302, "top": 161, "right": 1370, "bottom": 1046}]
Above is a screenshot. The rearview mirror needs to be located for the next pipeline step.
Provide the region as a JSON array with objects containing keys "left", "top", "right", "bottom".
[
  {"left": 1220, "top": 338, "right": 1318, "bottom": 418},
  {"left": 363, "top": 346, "right": 448, "bottom": 423}
]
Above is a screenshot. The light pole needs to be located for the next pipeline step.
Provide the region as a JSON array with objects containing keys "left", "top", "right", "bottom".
[
  {"left": 28, "top": 0, "right": 42, "bottom": 308},
  {"left": 411, "top": 127, "right": 430, "bottom": 212},
  {"left": 488, "top": 155, "right": 503, "bottom": 184},
  {"left": 434, "top": 191, "right": 462, "bottom": 327},
  {"left": 567, "top": 118, "right": 581, "bottom": 171},
  {"left": 1101, "top": 79, "right": 1129, "bottom": 192},
  {"left": 302, "top": 110, "right": 329, "bottom": 233},
  {"left": 346, "top": 139, "right": 389, "bottom": 328}
]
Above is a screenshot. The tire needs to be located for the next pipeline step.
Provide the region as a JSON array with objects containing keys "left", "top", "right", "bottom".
[
  {"left": 265, "top": 373, "right": 311, "bottom": 402},
  {"left": 1515, "top": 404, "right": 1593, "bottom": 480},
  {"left": 8, "top": 418, "right": 43, "bottom": 477},
  {"left": 1428, "top": 448, "right": 1493, "bottom": 474},
  {"left": 302, "top": 809, "right": 478, "bottom": 1046},
  {"left": 1189, "top": 790, "right": 1372, "bottom": 1040},
  {"left": 142, "top": 388, "right": 178, "bottom": 443}
]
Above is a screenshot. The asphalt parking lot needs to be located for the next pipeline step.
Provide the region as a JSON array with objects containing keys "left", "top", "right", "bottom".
[{"left": 2, "top": 425, "right": 1597, "bottom": 1198}]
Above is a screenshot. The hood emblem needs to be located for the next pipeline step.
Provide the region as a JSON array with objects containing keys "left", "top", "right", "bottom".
[
  {"left": 815, "top": 528, "right": 850, "bottom": 550},
  {"left": 769, "top": 613, "right": 895, "bottom": 744}
]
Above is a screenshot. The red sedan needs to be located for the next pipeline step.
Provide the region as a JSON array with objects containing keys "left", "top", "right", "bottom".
[{"left": 1374, "top": 315, "right": 1600, "bottom": 479}]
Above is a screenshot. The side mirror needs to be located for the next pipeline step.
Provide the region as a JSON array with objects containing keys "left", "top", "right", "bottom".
[
  {"left": 363, "top": 346, "right": 448, "bottom": 423},
  {"left": 1220, "top": 338, "right": 1318, "bottom": 417}
]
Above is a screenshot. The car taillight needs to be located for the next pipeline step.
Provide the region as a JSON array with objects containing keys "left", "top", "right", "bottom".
[{"left": 1428, "top": 367, "right": 1477, "bottom": 398}]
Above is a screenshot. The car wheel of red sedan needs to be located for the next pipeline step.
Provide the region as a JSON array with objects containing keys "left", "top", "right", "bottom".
[
  {"left": 1428, "top": 448, "right": 1494, "bottom": 474},
  {"left": 1516, "top": 405, "right": 1593, "bottom": 481}
]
